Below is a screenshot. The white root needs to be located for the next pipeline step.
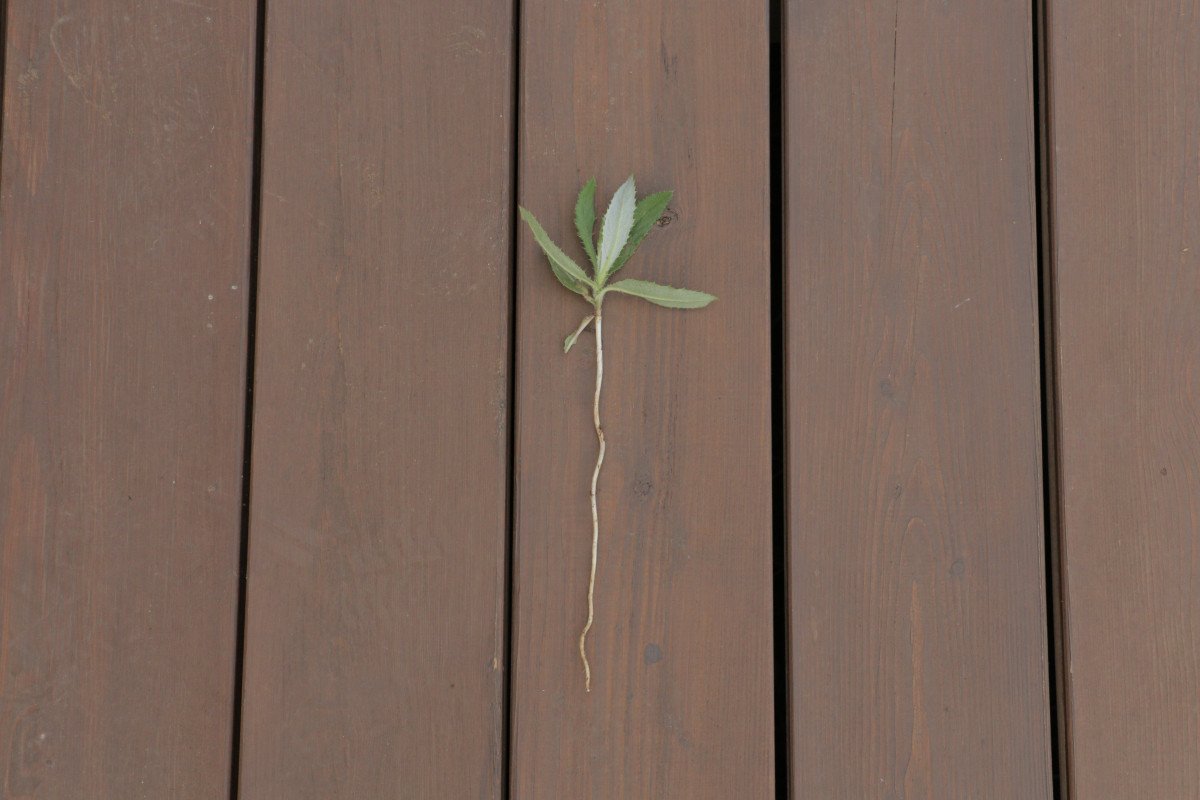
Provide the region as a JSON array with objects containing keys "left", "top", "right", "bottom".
[{"left": 579, "top": 311, "right": 605, "bottom": 692}]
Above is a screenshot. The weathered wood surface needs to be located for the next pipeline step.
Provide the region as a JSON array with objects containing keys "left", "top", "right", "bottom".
[
  {"left": 0, "top": 1, "right": 257, "bottom": 795},
  {"left": 238, "top": 1, "right": 514, "bottom": 797},
  {"left": 1047, "top": 2, "right": 1200, "bottom": 796},
  {"left": 5, "top": 2, "right": 1199, "bottom": 795},
  {"left": 784, "top": 0, "right": 1053, "bottom": 794},
  {"left": 509, "top": 1, "right": 775, "bottom": 796}
]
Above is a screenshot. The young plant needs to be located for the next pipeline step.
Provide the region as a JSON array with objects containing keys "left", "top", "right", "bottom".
[{"left": 519, "top": 176, "right": 716, "bottom": 692}]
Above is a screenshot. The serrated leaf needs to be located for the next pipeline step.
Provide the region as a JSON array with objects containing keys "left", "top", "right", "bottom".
[
  {"left": 574, "top": 179, "right": 598, "bottom": 269},
  {"left": 602, "top": 278, "right": 716, "bottom": 309},
  {"left": 563, "top": 314, "right": 595, "bottom": 353},
  {"left": 595, "top": 176, "right": 637, "bottom": 284},
  {"left": 519, "top": 206, "right": 594, "bottom": 296},
  {"left": 610, "top": 190, "right": 672, "bottom": 276}
]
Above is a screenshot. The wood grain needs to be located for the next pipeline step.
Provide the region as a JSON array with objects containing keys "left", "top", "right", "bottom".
[
  {"left": 509, "top": 2, "right": 774, "bottom": 796},
  {"left": 0, "top": 1, "right": 256, "bottom": 796},
  {"left": 785, "top": 0, "right": 1053, "bottom": 795},
  {"left": 1046, "top": 2, "right": 1200, "bottom": 796},
  {"left": 237, "top": 1, "right": 513, "bottom": 797}
]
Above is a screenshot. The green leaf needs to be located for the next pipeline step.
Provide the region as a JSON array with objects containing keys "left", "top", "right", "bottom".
[
  {"left": 563, "top": 314, "right": 595, "bottom": 353},
  {"left": 601, "top": 278, "right": 716, "bottom": 309},
  {"left": 595, "top": 176, "right": 637, "bottom": 284},
  {"left": 610, "top": 190, "right": 672, "bottom": 276},
  {"left": 574, "top": 179, "right": 598, "bottom": 269},
  {"left": 519, "top": 206, "right": 594, "bottom": 296}
]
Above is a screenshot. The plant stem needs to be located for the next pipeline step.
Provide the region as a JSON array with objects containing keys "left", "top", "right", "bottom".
[{"left": 580, "top": 308, "right": 604, "bottom": 692}]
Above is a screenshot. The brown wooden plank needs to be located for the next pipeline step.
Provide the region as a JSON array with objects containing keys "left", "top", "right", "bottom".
[
  {"left": 0, "top": 2, "right": 256, "bottom": 795},
  {"left": 237, "top": 2, "right": 513, "bottom": 797},
  {"left": 785, "top": 0, "right": 1053, "bottom": 795},
  {"left": 1047, "top": 3, "right": 1200, "bottom": 796},
  {"left": 509, "top": 2, "right": 774, "bottom": 796}
]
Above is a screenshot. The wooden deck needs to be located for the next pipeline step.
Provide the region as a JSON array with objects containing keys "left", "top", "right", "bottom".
[{"left": 1, "top": 1, "right": 1197, "bottom": 797}]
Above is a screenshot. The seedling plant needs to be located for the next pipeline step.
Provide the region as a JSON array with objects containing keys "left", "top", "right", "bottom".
[{"left": 519, "top": 175, "right": 716, "bottom": 692}]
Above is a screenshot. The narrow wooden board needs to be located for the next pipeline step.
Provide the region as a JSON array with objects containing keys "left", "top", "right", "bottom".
[
  {"left": 1047, "top": 3, "right": 1200, "bottom": 796},
  {"left": 0, "top": 2, "right": 256, "bottom": 795},
  {"left": 785, "top": 0, "right": 1053, "bottom": 795},
  {"left": 509, "top": 2, "right": 774, "bottom": 796},
  {"left": 237, "top": 2, "right": 513, "bottom": 797}
]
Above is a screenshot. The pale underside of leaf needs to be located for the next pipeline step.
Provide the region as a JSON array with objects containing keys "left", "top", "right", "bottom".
[
  {"left": 519, "top": 206, "right": 594, "bottom": 296},
  {"left": 563, "top": 314, "right": 595, "bottom": 353},
  {"left": 610, "top": 190, "right": 672, "bottom": 278},
  {"left": 574, "top": 179, "right": 598, "bottom": 269},
  {"left": 595, "top": 176, "right": 637, "bottom": 284},
  {"left": 602, "top": 278, "right": 716, "bottom": 309}
]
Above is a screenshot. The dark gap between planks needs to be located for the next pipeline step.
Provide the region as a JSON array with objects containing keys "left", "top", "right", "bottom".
[
  {"left": 229, "top": 0, "right": 269, "bottom": 797},
  {"left": 1031, "top": 0, "right": 1068, "bottom": 796},
  {"left": 768, "top": 0, "right": 792, "bottom": 798},
  {"left": 501, "top": 0, "right": 522, "bottom": 796}
]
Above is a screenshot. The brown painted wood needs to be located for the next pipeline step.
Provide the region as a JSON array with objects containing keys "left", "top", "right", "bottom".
[
  {"left": 509, "top": 2, "right": 774, "bottom": 796},
  {"left": 237, "top": 2, "right": 513, "bottom": 797},
  {"left": 785, "top": 0, "right": 1053, "bottom": 795},
  {"left": 1046, "top": 3, "right": 1200, "bottom": 796},
  {"left": 0, "top": 2, "right": 256, "bottom": 796}
]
